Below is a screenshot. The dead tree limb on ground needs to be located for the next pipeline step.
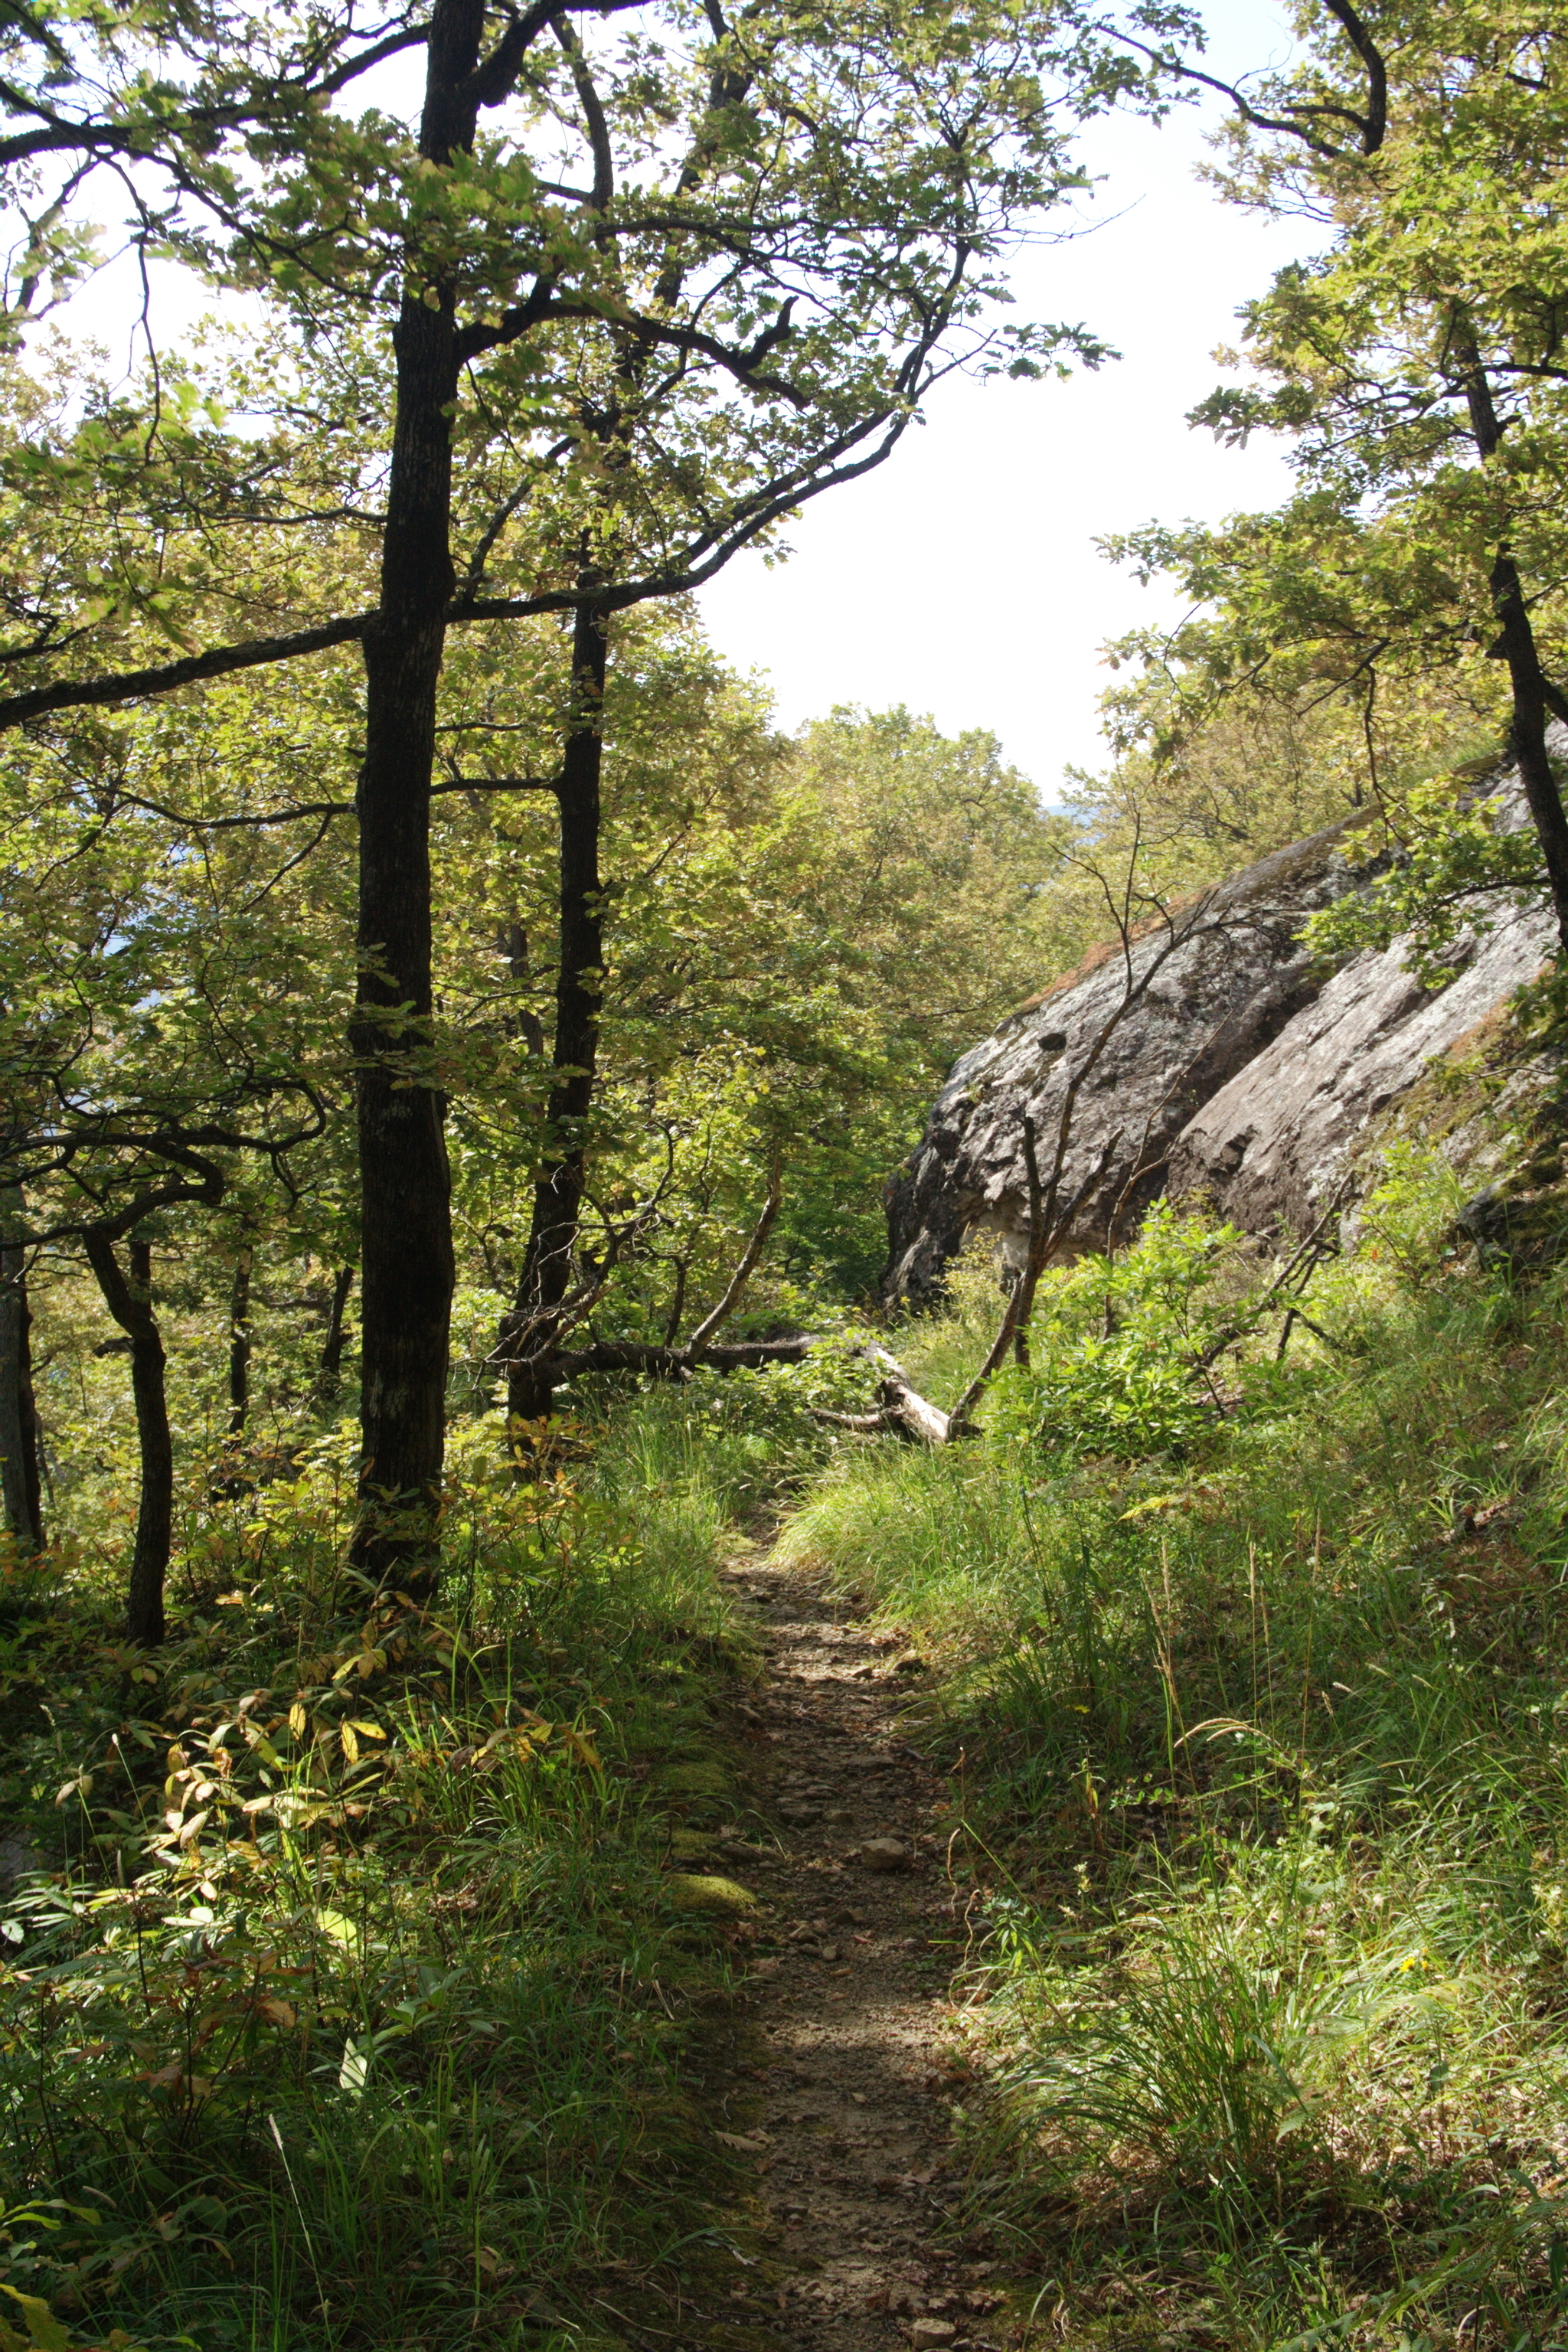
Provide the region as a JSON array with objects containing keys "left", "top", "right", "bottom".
[
  {"left": 494, "top": 858, "right": 1308, "bottom": 1448},
  {"left": 497, "top": 1160, "right": 815, "bottom": 1423}
]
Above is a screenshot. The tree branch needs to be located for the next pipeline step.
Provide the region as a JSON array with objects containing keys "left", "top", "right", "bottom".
[
  {"left": 70, "top": 773, "right": 560, "bottom": 834},
  {"left": 0, "top": 614, "right": 371, "bottom": 731},
  {"left": 1103, "top": 12, "right": 1386, "bottom": 159},
  {"left": 681, "top": 1155, "right": 782, "bottom": 1354},
  {"left": 0, "top": 363, "right": 931, "bottom": 738}
]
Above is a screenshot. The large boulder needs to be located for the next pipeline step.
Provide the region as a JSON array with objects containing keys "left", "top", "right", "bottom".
[
  {"left": 1168, "top": 893, "right": 1556, "bottom": 1234},
  {"left": 882, "top": 786, "right": 1555, "bottom": 1303}
]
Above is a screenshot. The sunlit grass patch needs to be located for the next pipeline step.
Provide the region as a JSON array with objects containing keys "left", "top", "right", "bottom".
[{"left": 776, "top": 1159, "right": 1568, "bottom": 2343}]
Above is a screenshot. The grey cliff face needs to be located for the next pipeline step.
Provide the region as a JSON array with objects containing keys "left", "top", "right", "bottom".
[
  {"left": 882, "top": 790, "right": 1555, "bottom": 1304},
  {"left": 1167, "top": 890, "right": 1556, "bottom": 1234}
]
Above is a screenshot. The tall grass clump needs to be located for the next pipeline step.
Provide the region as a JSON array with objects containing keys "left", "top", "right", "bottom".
[
  {"left": 0, "top": 1417, "right": 767, "bottom": 2352},
  {"left": 781, "top": 1156, "right": 1568, "bottom": 2343}
]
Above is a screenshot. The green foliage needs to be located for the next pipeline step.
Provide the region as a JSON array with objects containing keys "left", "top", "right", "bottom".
[
  {"left": 1302, "top": 771, "right": 1550, "bottom": 985},
  {"left": 0, "top": 0, "right": 1155, "bottom": 703},
  {"left": 779, "top": 1152, "right": 1568, "bottom": 2341},
  {"left": 1083, "top": 0, "right": 1568, "bottom": 953},
  {"left": 1009, "top": 1206, "right": 1250, "bottom": 1462},
  {"left": 0, "top": 1436, "right": 760, "bottom": 2350}
]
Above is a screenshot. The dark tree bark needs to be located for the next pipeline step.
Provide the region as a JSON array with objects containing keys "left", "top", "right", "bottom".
[
  {"left": 1486, "top": 549, "right": 1568, "bottom": 956},
  {"left": 348, "top": 0, "right": 488, "bottom": 1570},
  {"left": 500, "top": 923, "right": 547, "bottom": 1058},
  {"left": 505, "top": 598, "right": 609, "bottom": 1424},
  {"left": 315, "top": 1264, "right": 355, "bottom": 1406},
  {"left": 83, "top": 1234, "right": 171, "bottom": 1647},
  {"left": 226, "top": 1231, "right": 254, "bottom": 1439},
  {"left": 0, "top": 1228, "right": 44, "bottom": 1555},
  {"left": 1459, "top": 339, "right": 1568, "bottom": 954}
]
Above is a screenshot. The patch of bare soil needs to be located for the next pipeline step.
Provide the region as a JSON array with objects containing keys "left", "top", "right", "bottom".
[{"left": 681, "top": 1548, "right": 1014, "bottom": 2352}]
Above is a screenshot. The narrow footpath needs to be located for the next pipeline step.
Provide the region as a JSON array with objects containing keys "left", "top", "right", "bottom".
[{"left": 686, "top": 1547, "right": 1014, "bottom": 2352}]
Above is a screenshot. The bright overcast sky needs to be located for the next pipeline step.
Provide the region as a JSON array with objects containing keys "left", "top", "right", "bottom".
[{"left": 696, "top": 0, "right": 1315, "bottom": 795}]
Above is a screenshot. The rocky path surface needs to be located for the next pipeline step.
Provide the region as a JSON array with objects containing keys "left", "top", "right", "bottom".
[{"left": 691, "top": 1549, "right": 1012, "bottom": 2352}]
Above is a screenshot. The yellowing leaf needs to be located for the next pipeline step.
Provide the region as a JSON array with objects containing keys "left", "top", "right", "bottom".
[
  {"left": 557, "top": 1726, "right": 603, "bottom": 1774},
  {"left": 0, "top": 2282, "right": 72, "bottom": 2352}
]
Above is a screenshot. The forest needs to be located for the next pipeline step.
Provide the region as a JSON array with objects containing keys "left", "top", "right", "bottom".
[{"left": 4, "top": 0, "right": 1568, "bottom": 2347}]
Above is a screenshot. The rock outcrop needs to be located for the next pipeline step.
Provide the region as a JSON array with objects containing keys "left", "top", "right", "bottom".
[
  {"left": 1168, "top": 891, "right": 1556, "bottom": 1236},
  {"left": 882, "top": 790, "right": 1556, "bottom": 1303}
]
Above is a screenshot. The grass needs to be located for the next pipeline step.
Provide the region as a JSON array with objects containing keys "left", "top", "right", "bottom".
[
  {"left": 15, "top": 1132, "right": 1568, "bottom": 2351},
  {"left": 0, "top": 1393, "right": 812, "bottom": 2352},
  {"left": 775, "top": 1158, "right": 1568, "bottom": 2347}
]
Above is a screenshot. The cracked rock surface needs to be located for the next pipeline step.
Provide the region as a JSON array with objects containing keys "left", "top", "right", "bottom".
[{"left": 882, "top": 756, "right": 1563, "bottom": 1301}]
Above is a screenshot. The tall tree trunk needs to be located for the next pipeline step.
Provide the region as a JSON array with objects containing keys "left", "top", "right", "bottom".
[
  {"left": 315, "top": 1264, "right": 355, "bottom": 1407},
  {"left": 505, "top": 600, "right": 610, "bottom": 1424},
  {"left": 350, "top": 0, "right": 485, "bottom": 1572},
  {"left": 83, "top": 1235, "right": 171, "bottom": 1647},
  {"left": 226, "top": 1230, "right": 253, "bottom": 1439},
  {"left": 1459, "top": 337, "right": 1568, "bottom": 953},
  {"left": 0, "top": 1197, "right": 43, "bottom": 1555},
  {"left": 1486, "top": 549, "right": 1568, "bottom": 956}
]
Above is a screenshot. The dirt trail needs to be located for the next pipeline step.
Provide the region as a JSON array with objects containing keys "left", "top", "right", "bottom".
[{"left": 691, "top": 1548, "right": 1011, "bottom": 2352}]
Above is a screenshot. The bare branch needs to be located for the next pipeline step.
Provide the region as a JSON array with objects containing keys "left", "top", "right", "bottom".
[
  {"left": 682, "top": 1154, "right": 782, "bottom": 1354},
  {"left": 0, "top": 614, "right": 371, "bottom": 731}
]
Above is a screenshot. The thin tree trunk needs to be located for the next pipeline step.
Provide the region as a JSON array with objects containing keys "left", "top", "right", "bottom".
[
  {"left": 661, "top": 1257, "right": 689, "bottom": 1349},
  {"left": 17, "top": 1277, "right": 41, "bottom": 1551},
  {"left": 1458, "top": 336, "right": 1568, "bottom": 952},
  {"left": 350, "top": 0, "right": 488, "bottom": 1573},
  {"left": 0, "top": 1207, "right": 43, "bottom": 1554},
  {"left": 505, "top": 599, "right": 610, "bottom": 1424},
  {"left": 1486, "top": 550, "right": 1568, "bottom": 954},
  {"left": 315, "top": 1265, "right": 355, "bottom": 1406},
  {"left": 226, "top": 1232, "right": 253, "bottom": 1439},
  {"left": 501, "top": 923, "right": 547, "bottom": 1057},
  {"left": 83, "top": 1235, "right": 171, "bottom": 1647}
]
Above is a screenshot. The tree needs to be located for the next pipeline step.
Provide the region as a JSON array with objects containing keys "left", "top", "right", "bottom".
[
  {"left": 0, "top": 0, "right": 1152, "bottom": 1563},
  {"left": 0, "top": 668, "right": 343, "bottom": 1637},
  {"left": 0, "top": 597, "right": 1079, "bottom": 1617},
  {"left": 1102, "top": 0, "right": 1568, "bottom": 949},
  {"left": 0, "top": 1196, "right": 44, "bottom": 1557},
  {"left": 423, "top": 672, "right": 1078, "bottom": 1393}
]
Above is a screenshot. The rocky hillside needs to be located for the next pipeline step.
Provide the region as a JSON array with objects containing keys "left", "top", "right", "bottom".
[{"left": 881, "top": 787, "right": 1557, "bottom": 1303}]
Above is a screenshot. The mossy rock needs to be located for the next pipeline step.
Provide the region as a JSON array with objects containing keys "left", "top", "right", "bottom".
[
  {"left": 658, "top": 1757, "right": 732, "bottom": 1798},
  {"left": 668, "top": 1828, "right": 716, "bottom": 1860},
  {"left": 1458, "top": 1177, "right": 1568, "bottom": 1270},
  {"left": 663, "top": 1872, "right": 759, "bottom": 1915}
]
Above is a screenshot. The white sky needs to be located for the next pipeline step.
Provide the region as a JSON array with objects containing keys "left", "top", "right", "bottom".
[{"left": 696, "top": 0, "right": 1316, "bottom": 794}]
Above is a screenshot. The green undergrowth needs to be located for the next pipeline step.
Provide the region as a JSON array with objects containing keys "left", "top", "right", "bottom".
[
  {"left": 0, "top": 1390, "right": 815, "bottom": 2352},
  {"left": 779, "top": 1153, "right": 1568, "bottom": 2348}
]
